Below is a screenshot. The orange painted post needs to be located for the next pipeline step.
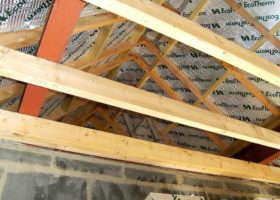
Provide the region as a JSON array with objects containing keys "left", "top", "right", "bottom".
[{"left": 19, "top": 0, "right": 85, "bottom": 116}]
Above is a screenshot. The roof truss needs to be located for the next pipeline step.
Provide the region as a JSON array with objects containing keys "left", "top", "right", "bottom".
[
  {"left": 85, "top": 0, "right": 280, "bottom": 88},
  {"left": 0, "top": 0, "right": 280, "bottom": 181}
]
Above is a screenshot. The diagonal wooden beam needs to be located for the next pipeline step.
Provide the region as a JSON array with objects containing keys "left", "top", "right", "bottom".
[
  {"left": 2, "top": 47, "right": 280, "bottom": 149},
  {"left": 99, "top": 54, "right": 226, "bottom": 150},
  {"left": 140, "top": 41, "right": 228, "bottom": 150},
  {"left": 137, "top": 0, "right": 209, "bottom": 88},
  {"left": 105, "top": 0, "right": 166, "bottom": 80},
  {"left": 1, "top": 109, "right": 280, "bottom": 184},
  {"left": 95, "top": 106, "right": 129, "bottom": 136},
  {"left": 224, "top": 0, "right": 280, "bottom": 49},
  {"left": 0, "top": 83, "right": 25, "bottom": 102},
  {"left": 251, "top": 22, "right": 280, "bottom": 52},
  {"left": 91, "top": 56, "right": 134, "bottom": 75},
  {"left": 132, "top": 55, "right": 182, "bottom": 101},
  {"left": 47, "top": 41, "right": 138, "bottom": 122},
  {"left": 85, "top": 0, "right": 280, "bottom": 88},
  {"left": 221, "top": 22, "right": 280, "bottom": 157},
  {"left": 223, "top": 62, "right": 280, "bottom": 116},
  {"left": 0, "top": 13, "right": 125, "bottom": 49},
  {"left": 67, "top": 40, "right": 139, "bottom": 70},
  {"left": 143, "top": 40, "right": 222, "bottom": 114}
]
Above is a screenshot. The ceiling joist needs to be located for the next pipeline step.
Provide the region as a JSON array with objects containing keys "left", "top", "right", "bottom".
[{"left": 1, "top": 109, "right": 280, "bottom": 184}]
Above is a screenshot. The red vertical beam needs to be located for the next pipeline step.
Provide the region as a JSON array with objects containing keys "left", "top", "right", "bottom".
[
  {"left": 260, "top": 151, "right": 280, "bottom": 165},
  {"left": 19, "top": 0, "right": 85, "bottom": 116},
  {"left": 234, "top": 124, "right": 280, "bottom": 165}
]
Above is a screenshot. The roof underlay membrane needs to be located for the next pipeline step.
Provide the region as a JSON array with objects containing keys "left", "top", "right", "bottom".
[{"left": 0, "top": 0, "right": 279, "bottom": 165}]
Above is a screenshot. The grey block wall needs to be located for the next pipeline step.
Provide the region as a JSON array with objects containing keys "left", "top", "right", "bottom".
[{"left": 0, "top": 140, "right": 279, "bottom": 200}]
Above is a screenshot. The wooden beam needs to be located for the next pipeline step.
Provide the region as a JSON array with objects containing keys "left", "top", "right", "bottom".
[
  {"left": 0, "top": 83, "right": 25, "bottom": 102},
  {"left": 1, "top": 109, "right": 280, "bottom": 184},
  {"left": 137, "top": 0, "right": 209, "bottom": 88},
  {"left": 0, "top": 13, "right": 125, "bottom": 49},
  {"left": 220, "top": 22, "right": 280, "bottom": 157},
  {"left": 224, "top": 0, "right": 280, "bottom": 49},
  {"left": 91, "top": 56, "right": 134, "bottom": 75},
  {"left": 132, "top": 55, "right": 182, "bottom": 101},
  {"left": 143, "top": 40, "right": 222, "bottom": 114},
  {"left": 1, "top": 47, "right": 280, "bottom": 149},
  {"left": 67, "top": 40, "right": 139, "bottom": 70},
  {"left": 85, "top": 0, "right": 280, "bottom": 88},
  {"left": 193, "top": 71, "right": 231, "bottom": 107},
  {"left": 87, "top": 20, "right": 119, "bottom": 71},
  {"left": 95, "top": 106, "right": 129, "bottom": 136},
  {"left": 223, "top": 62, "right": 280, "bottom": 116},
  {"left": 0, "top": 13, "right": 122, "bottom": 113},
  {"left": 105, "top": 0, "right": 166, "bottom": 80}
]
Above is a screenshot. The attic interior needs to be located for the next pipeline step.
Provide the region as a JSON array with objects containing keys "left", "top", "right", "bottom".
[{"left": 0, "top": 0, "right": 280, "bottom": 199}]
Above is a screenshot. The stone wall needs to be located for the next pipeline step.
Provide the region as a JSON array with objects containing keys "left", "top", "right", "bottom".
[{"left": 0, "top": 140, "right": 279, "bottom": 200}]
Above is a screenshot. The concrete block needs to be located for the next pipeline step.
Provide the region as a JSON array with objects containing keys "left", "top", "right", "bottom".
[
  {"left": 225, "top": 182, "right": 260, "bottom": 194},
  {"left": 208, "top": 193, "right": 247, "bottom": 200},
  {"left": 93, "top": 180, "right": 154, "bottom": 200},
  {"left": 2, "top": 173, "right": 87, "bottom": 200},
  {"left": 265, "top": 186, "right": 280, "bottom": 196},
  {"left": 0, "top": 167, "right": 3, "bottom": 178},
  {"left": 125, "top": 168, "right": 177, "bottom": 184},
  {"left": 56, "top": 157, "right": 121, "bottom": 177},
  {"left": 183, "top": 177, "right": 223, "bottom": 189},
  {"left": 0, "top": 147, "right": 51, "bottom": 166}
]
